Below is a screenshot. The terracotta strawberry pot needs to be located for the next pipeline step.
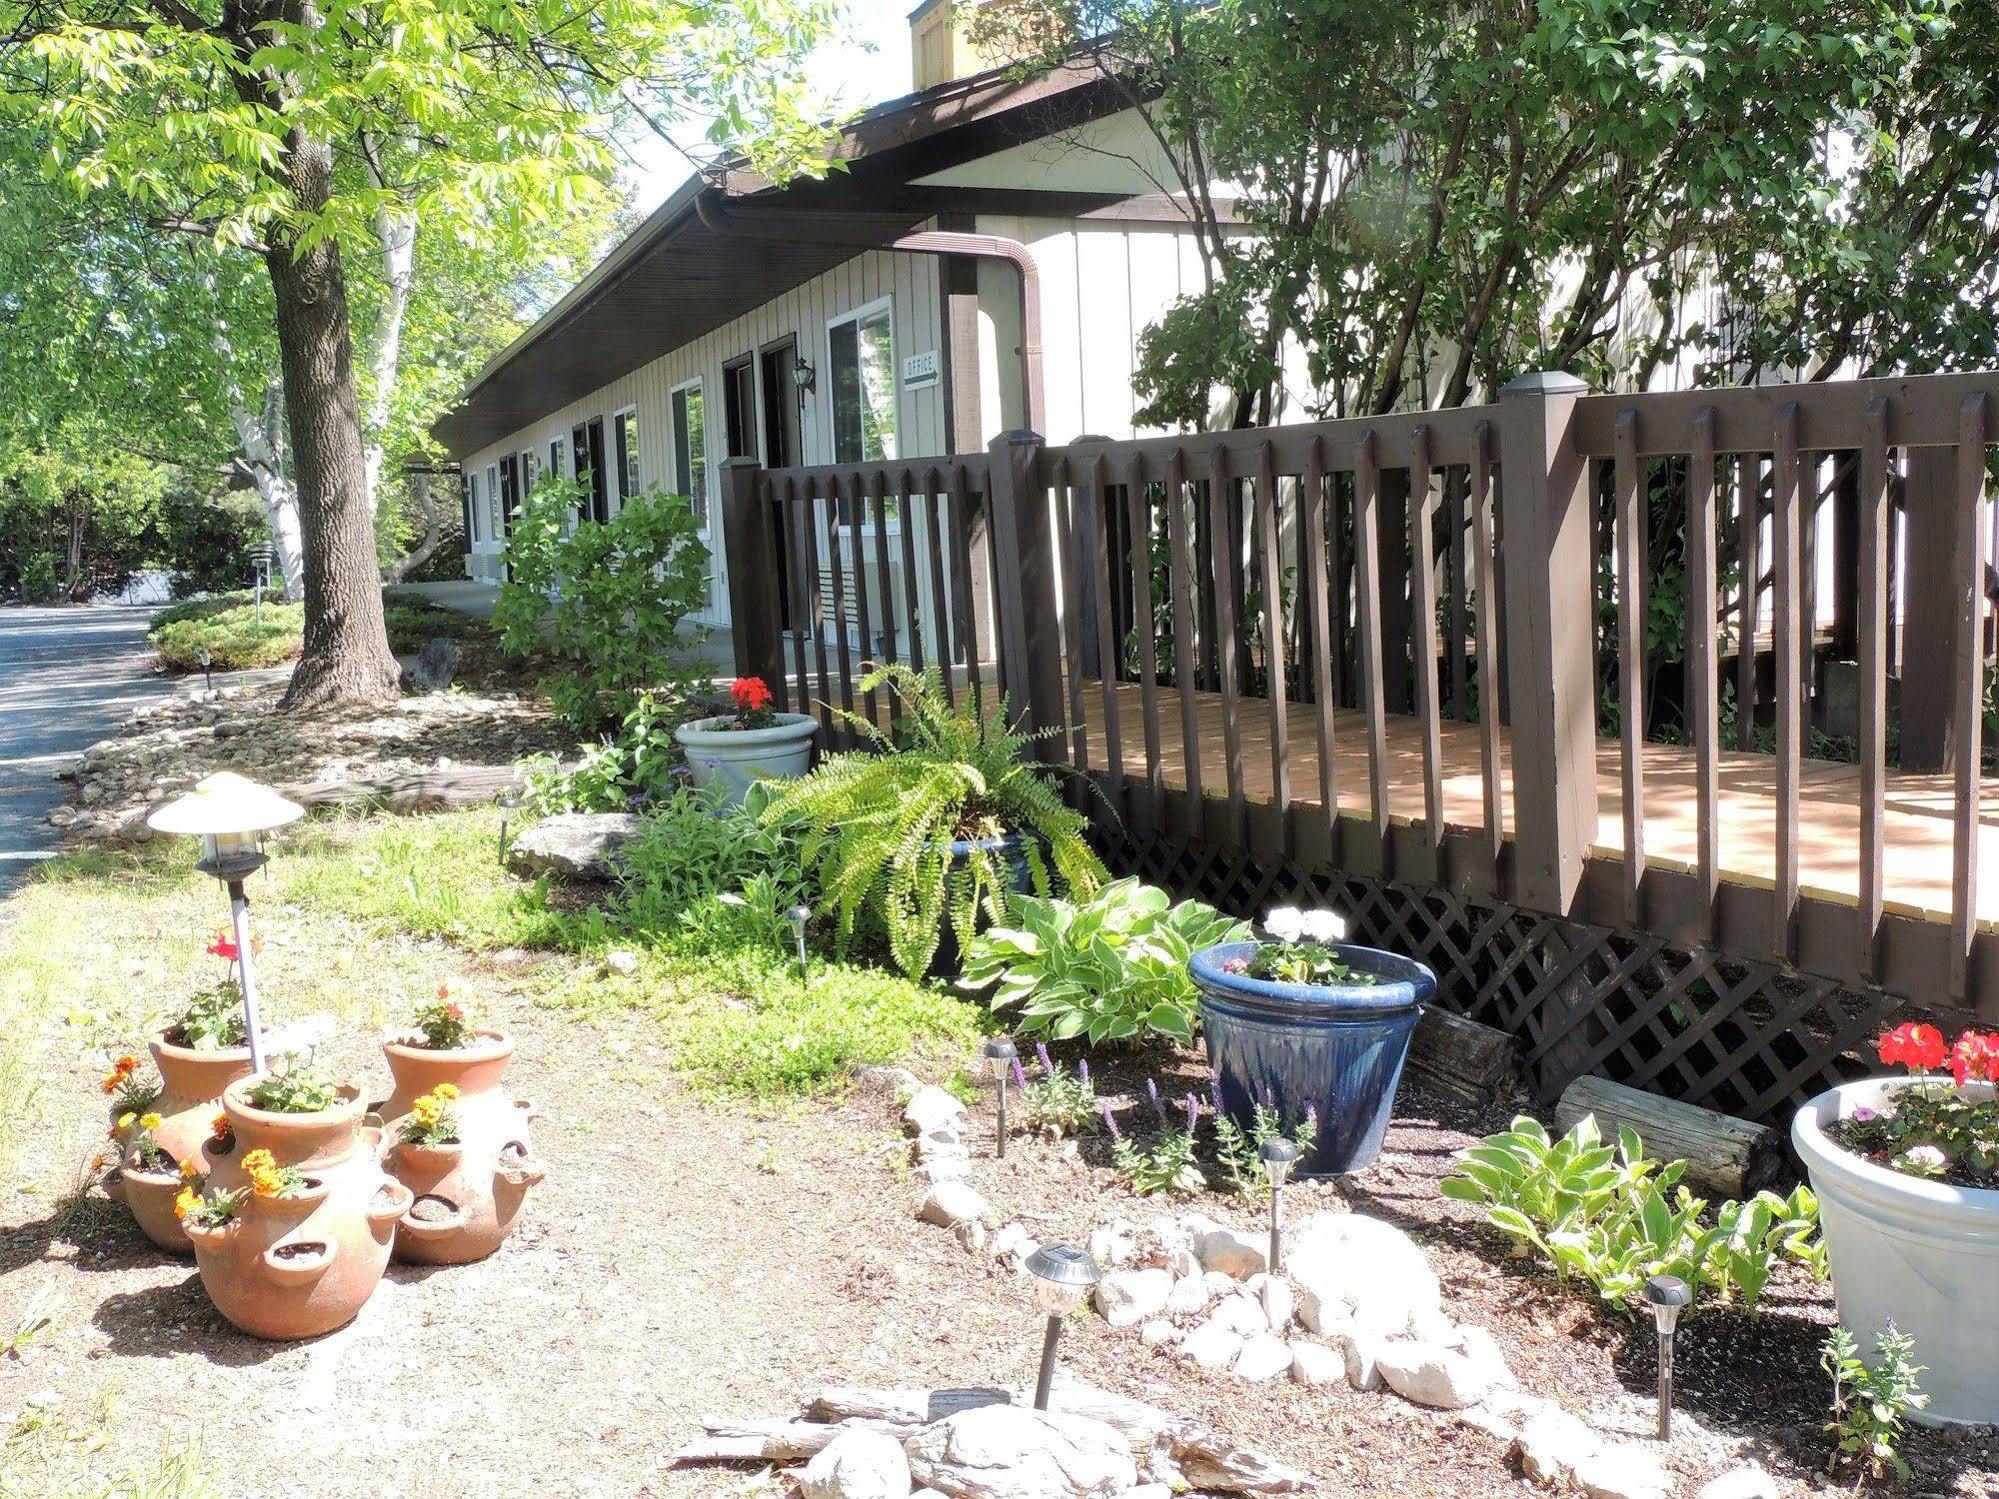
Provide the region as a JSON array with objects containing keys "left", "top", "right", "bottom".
[
  {"left": 379, "top": 1029, "right": 544, "bottom": 1265},
  {"left": 186, "top": 1079, "right": 411, "bottom": 1341},
  {"left": 104, "top": 1029, "right": 262, "bottom": 1254}
]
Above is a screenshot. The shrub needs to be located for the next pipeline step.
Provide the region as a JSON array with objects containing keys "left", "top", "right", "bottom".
[
  {"left": 522, "top": 693, "right": 685, "bottom": 815},
  {"left": 611, "top": 783, "right": 813, "bottom": 954},
  {"left": 1441, "top": 1113, "right": 1824, "bottom": 1312},
  {"left": 760, "top": 663, "right": 1105, "bottom": 977},
  {"left": 149, "top": 597, "right": 304, "bottom": 671},
  {"left": 18, "top": 552, "right": 57, "bottom": 603},
  {"left": 1824, "top": 1322, "right": 1927, "bottom": 1481},
  {"left": 960, "top": 877, "right": 1245, "bottom": 1044},
  {"left": 493, "top": 477, "right": 710, "bottom": 731}
]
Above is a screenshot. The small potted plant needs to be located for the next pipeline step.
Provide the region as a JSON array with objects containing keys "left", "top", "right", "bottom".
[
  {"left": 1793, "top": 1020, "right": 1999, "bottom": 1425},
  {"left": 674, "top": 675, "right": 820, "bottom": 807},
  {"left": 1188, "top": 905, "right": 1433, "bottom": 1176},
  {"left": 378, "top": 986, "right": 542, "bottom": 1265},
  {"left": 184, "top": 1058, "right": 410, "bottom": 1341}
]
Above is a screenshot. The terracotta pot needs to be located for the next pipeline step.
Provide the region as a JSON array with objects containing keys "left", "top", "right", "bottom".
[
  {"left": 105, "top": 1029, "right": 262, "bottom": 1254},
  {"left": 186, "top": 1079, "right": 411, "bottom": 1341},
  {"left": 379, "top": 1029, "right": 543, "bottom": 1265}
]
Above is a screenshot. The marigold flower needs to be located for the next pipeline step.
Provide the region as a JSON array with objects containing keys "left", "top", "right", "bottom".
[
  {"left": 117, "top": 1111, "right": 136, "bottom": 1131},
  {"left": 91, "top": 1153, "right": 108, "bottom": 1173},
  {"left": 173, "top": 1187, "right": 197, "bottom": 1221},
  {"left": 240, "top": 1148, "right": 274, "bottom": 1175},
  {"left": 433, "top": 1083, "right": 459, "bottom": 1100},
  {"left": 248, "top": 1169, "right": 284, "bottom": 1198},
  {"left": 211, "top": 1112, "right": 232, "bottom": 1141},
  {"left": 1878, "top": 1021, "right": 1947, "bottom": 1073},
  {"left": 139, "top": 1113, "right": 163, "bottom": 1132},
  {"left": 179, "top": 1158, "right": 202, "bottom": 1181}
]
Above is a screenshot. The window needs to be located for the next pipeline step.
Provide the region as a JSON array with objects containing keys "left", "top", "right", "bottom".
[
  {"left": 498, "top": 454, "right": 521, "bottom": 537},
  {"left": 484, "top": 463, "right": 500, "bottom": 540},
  {"left": 465, "top": 471, "right": 482, "bottom": 543},
  {"left": 829, "top": 301, "right": 897, "bottom": 467},
  {"left": 520, "top": 449, "right": 538, "bottom": 501},
  {"left": 614, "top": 407, "right": 640, "bottom": 506},
  {"left": 722, "top": 357, "right": 758, "bottom": 460},
  {"left": 670, "top": 380, "right": 709, "bottom": 529},
  {"left": 548, "top": 438, "right": 564, "bottom": 482},
  {"left": 571, "top": 417, "right": 608, "bottom": 523}
]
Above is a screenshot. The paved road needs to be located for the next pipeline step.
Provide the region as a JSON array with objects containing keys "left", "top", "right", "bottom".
[{"left": 0, "top": 605, "right": 175, "bottom": 895}]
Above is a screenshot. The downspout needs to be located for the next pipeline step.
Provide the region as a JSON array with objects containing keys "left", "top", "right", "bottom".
[{"left": 692, "top": 193, "right": 1044, "bottom": 435}]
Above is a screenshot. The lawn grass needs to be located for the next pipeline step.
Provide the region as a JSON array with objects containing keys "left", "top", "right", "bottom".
[{"left": 0, "top": 806, "right": 985, "bottom": 1175}]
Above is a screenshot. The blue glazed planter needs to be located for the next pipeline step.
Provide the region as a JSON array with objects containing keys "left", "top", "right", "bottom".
[
  {"left": 1190, "top": 940, "right": 1434, "bottom": 1177},
  {"left": 929, "top": 832, "right": 1035, "bottom": 977}
]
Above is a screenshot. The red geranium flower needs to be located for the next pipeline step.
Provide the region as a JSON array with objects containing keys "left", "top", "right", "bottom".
[
  {"left": 1949, "top": 1029, "right": 1999, "bottom": 1087},
  {"left": 1878, "top": 1021, "right": 1947, "bottom": 1073},
  {"left": 731, "top": 677, "right": 773, "bottom": 712}
]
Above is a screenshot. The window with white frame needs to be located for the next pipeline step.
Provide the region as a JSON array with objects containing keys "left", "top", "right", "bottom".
[
  {"left": 485, "top": 462, "right": 500, "bottom": 540},
  {"left": 828, "top": 299, "right": 898, "bottom": 522},
  {"left": 614, "top": 407, "right": 640, "bottom": 507},
  {"left": 466, "top": 470, "right": 483, "bottom": 542},
  {"left": 669, "top": 380, "right": 709, "bottom": 529},
  {"left": 548, "top": 437, "right": 564, "bottom": 482}
]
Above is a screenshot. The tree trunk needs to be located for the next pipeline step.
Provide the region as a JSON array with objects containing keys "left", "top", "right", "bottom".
[{"left": 266, "top": 129, "right": 399, "bottom": 712}]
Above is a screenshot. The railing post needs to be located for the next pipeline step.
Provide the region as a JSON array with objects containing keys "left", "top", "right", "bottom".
[
  {"left": 985, "top": 429, "right": 1061, "bottom": 735},
  {"left": 1498, "top": 371, "right": 1598, "bottom": 916},
  {"left": 719, "top": 456, "right": 786, "bottom": 704}
]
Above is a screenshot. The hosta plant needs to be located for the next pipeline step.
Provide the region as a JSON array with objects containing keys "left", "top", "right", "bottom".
[
  {"left": 961, "top": 878, "right": 1246, "bottom": 1044},
  {"left": 1442, "top": 1114, "right": 1824, "bottom": 1312},
  {"left": 1831, "top": 1020, "right": 1999, "bottom": 1185},
  {"left": 759, "top": 664, "right": 1105, "bottom": 978}
]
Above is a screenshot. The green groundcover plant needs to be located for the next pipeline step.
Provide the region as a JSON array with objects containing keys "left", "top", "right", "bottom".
[
  {"left": 759, "top": 664, "right": 1105, "bottom": 978},
  {"left": 960, "top": 877, "right": 1245, "bottom": 1044},
  {"left": 1443, "top": 1113, "right": 1824, "bottom": 1312},
  {"left": 1823, "top": 1322, "right": 1927, "bottom": 1481}
]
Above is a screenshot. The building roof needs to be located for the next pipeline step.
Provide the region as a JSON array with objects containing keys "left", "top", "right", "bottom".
[{"left": 433, "top": 56, "right": 1131, "bottom": 458}]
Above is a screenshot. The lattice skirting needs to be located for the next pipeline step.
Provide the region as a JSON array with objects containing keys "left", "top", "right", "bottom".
[{"left": 1098, "top": 830, "right": 1962, "bottom": 1130}]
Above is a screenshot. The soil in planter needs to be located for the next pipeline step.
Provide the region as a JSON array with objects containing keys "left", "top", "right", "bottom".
[{"left": 408, "top": 1194, "right": 458, "bottom": 1225}]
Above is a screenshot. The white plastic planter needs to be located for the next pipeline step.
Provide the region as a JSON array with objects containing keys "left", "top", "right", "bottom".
[
  {"left": 674, "top": 712, "right": 819, "bottom": 808},
  {"left": 1792, "top": 1076, "right": 1999, "bottom": 1426}
]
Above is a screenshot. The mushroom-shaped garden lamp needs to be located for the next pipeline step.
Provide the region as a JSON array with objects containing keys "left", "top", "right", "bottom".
[
  {"left": 1260, "top": 1136, "right": 1301, "bottom": 1272},
  {"left": 983, "top": 1036, "right": 1019, "bottom": 1159}
]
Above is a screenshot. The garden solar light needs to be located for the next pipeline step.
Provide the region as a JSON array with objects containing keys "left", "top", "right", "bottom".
[
  {"left": 1024, "top": 1243, "right": 1100, "bottom": 1410},
  {"left": 983, "top": 1036, "right": 1019, "bottom": 1158},
  {"left": 495, "top": 788, "right": 521, "bottom": 862},
  {"left": 1260, "top": 1136, "right": 1301, "bottom": 1271},
  {"left": 196, "top": 645, "right": 213, "bottom": 694},
  {"left": 147, "top": 772, "right": 303, "bottom": 1074},
  {"left": 1643, "top": 1273, "right": 1693, "bottom": 1441},
  {"left": 787, "top": 904, "right": 812, "bottom": 985}
]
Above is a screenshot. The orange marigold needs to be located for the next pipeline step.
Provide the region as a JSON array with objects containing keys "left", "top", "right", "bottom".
[
  {"left": 210, "top": 1112, "right": 232, "bottom": 1142},
  {"left": 172, "top": 1187, "right": 196, "bottom": 1221}
]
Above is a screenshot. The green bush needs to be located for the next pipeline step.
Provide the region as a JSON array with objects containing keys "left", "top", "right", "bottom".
[
  {"left": 522, "top": 694, "right": 685, "bottom": 815},
  {"left": 1441, "top": 1113, "right": 1825, "bottom": 1313},
  {"left": 149, "top": 598, "right": 305, "bottom": 671},
  {"left": 760, "top": 663, "right": 1105, "bottom": 978},
  {"left": 382, "top": 600, "right": 488, "bottom": 653},
  {"left": 18, "top": 552, "right": 57, "bottom": 603},
  {"left": 610, "top": 783, "right": 814, "bottom": 952},
  {"left": 493, "top": 477, "right": 710, "bottom": 731},
  {"left": 959, "top": 877, "right": 1245, "bottom": 1044}
]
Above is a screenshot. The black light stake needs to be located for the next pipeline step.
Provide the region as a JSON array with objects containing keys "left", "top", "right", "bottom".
[
  {"left": 1260, "top": 1137, "right": 1301, "bottom": 1272},
  {"left": 1644, "top": 1274, "right": 1693, "bottom": 1441},
  {"left": 787, "top": 904, "right": 812, "bottom": 986},
  {"left": 496, "top": 789, "right": 521, "bottom": 863},
  {"left": 197, "top": 645, "right": 213, "bottom": 695},
  {"left": 983, "top": 1036, "right": 1018, "bottom": 1158},
  {"left": 1024, "top": 1243, "right": 1101, "bottom": 1410}
]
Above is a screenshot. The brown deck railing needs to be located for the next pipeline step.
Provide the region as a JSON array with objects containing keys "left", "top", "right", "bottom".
[{"left": 720, "top": 370, "right": 1999, "bottom": 1020}]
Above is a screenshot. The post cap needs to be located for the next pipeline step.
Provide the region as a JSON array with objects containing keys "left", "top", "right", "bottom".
[
  {"left": 1498, "top": 370, "right": 1589, "bottom": 399},
  {"left": 992, "top": 428, "right": 1045, "bottom": 448}
]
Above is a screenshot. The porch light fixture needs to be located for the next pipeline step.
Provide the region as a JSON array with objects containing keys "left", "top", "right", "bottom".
[
  {"left": 983, "top": 1036, "right": 1018, "bottom": 1159},
  {"left": 787, "top": 904, "right": 812, "bottom": 985},
  {"left": 1024, "top": 1243, "right": 1100, "bottom": 1410},
  {"left": 1260, "top": 1136, "right": 1301, "bottom": 1272},
  {"left": 792, "top": 355, "right": 816, "bottom": 396},
  {"left": 1643, "top": 1273, "right": 1693, "bottom": 1441},
  {"left": 146, "top": 772, "right": 304, "bottom": 1075}
]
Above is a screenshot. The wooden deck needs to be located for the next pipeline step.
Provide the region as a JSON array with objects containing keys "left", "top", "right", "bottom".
[{"left": 828, "top": 676, "right": 1999, "bottom": 934}]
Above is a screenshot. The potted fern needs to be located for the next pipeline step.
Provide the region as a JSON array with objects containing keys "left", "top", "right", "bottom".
[{"left": 758, "top": 663, "right": 1104, "bottom": 977}]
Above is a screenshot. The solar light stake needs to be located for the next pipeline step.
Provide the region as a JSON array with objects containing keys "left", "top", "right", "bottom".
[
  {"left": 787, "top": 905, "right": 812, "bottom": 986},
  {"left": 1644, "top": 1274, "right": 1692, "bottom": 1441},
  {"left": 197, "top": 645, "right": 213, "bottom": 695},
  {"left": 983, "top": 1037, "right": 1018, "bottom": 1159},
  {"left": 1260, "top": 1137, "right": 1301, "bottom": 1273},
  {"left": 496, "top": 790, "right": 521, "bottom": 863},
  {"left": 1024, "top": 1244, "right": 1101, "bottom": 1410}
]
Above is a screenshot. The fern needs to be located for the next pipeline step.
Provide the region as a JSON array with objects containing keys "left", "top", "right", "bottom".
[{"left": 758, "top": 663, "right": 1106, "bottom": 976}]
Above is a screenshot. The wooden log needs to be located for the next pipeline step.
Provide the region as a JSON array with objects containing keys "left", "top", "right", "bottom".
[
  {"left": 1554, "top": 1075, "right": 1784, "bottom": 1200},
  {"left": 1404, "top": 1007, "right": 1521, "bottom": 1107},
  {"left": 807, "top": 1386, "right": 1008, "bottom": 1427},
  {"left": 674, "top": 1416, "right": 905, "bottom": 1464}
]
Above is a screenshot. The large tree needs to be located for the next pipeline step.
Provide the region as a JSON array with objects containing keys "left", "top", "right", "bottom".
[{"left": 3, "top": 0, "right": 836, "bottom": 708}]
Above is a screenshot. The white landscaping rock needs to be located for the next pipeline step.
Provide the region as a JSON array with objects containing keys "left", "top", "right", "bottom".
[
  {"left": 1515, "top": 1406, "right": 1602, "bottom": 1487},
  {"left": 1180, "top": 1320, "right": 1244, "bottom": 1373},
  {"left": 801, "top": 1427, "right": 913, "bottom": 1499},
  {"left": 1573, "top": 1444, "right": 1673, "bottom": 1499},
  {"left": 1165, "top": 1247, "right": 1201, "bottom": 1281},
  {"left": 1088, "top": 1221, "right": 1140, "bottom": 1270},
  {"left": 1374, "top": 1340, "right": 1493, "bottom": 1411},
  {"left": 1455, "top": 1325, "right": 1515, "bottom": 1391},
  {"left": 1209, "top": 1294, "right": 1268, "bottom": 1338},
  {"left": 1286, "top": 1213, "right": 1441, "bottom": 1338},
  {"left": 1094, "top": 1269, "right": 1173, "bottom": 1329},
  {"left": 1193, "top": 1226, "right": 1267, "bottom": 1279},
  {"left": 1288, "top": 1340, "right": 1346, "bottom": 1387},
  {"left": 604, "top": 949, "right": 639, "bottom": 977},
  {"left": 917, "top": 1181, "right": 990, "bottom": 1231},
  {"left": 904, "top": 1085, "right": 968, "bottom": 1138},
  {"left": 1336, "top": 1329, "right": 1387, "bottom": 1392},
  {"left": 904, "top": 1405, "right": 1136, "bottom": 1499},
  {"left": 1698, "top": 1465, "right": 1780, "bottom": 1499},
  {"left": 990, "top": 1223, "right": 1037, "bottom": 1272},
  {"left": 1233, "top": 1334, "right": 1294, "bottom": 1382},
  {"left": 1246, "top": 1273, "right": 1293, "bottom": 1332},
  {"left": 1164, "top": 1273, "right": 1213, "bottom": 1318},
  {"left": 1138, "top": 1319, "right": 1179, "bottom": 1350},
  {"left": 505, "top": 812, "right": 641, "bottom": 880}
]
